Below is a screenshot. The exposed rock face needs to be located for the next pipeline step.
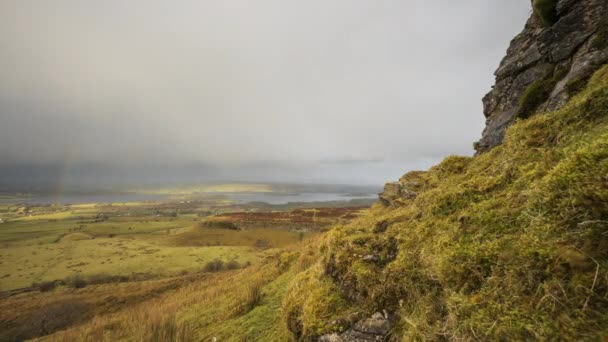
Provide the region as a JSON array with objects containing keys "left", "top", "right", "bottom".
[
  {"left": 319, "top": 312, "right": 391, "bottom": 342},
  {"left": 378, "top": 182, "right": 417, "bottom": 207},
  {"left": 475, "top": 0, "right": 608, "bottom": 152},
  {"left": 378, "top": 171, "right": 425, "bottom": 207}
]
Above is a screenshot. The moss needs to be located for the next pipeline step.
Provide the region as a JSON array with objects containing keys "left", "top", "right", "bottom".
[
  {"left": 533, "top": 0, "right": 559, "bottom": 27},
  {"left": 282, "top": 265, "right": 353, "bottom": 340},
  {"left": 431, "top": 155, "right": 472, "bottom": 177},
  {"left": 292, "top": 65, "right": 608, "bottom": 341},
  {"left": 518, "top": 66, "right": 568, "bottom": 119},
  {"left": 533, "top": 132, "right": 608, "bottom": 228},
  {"left": 591, "top": 31, "right": 608, "bottom": 51},
  {"left": 590, "top": 16, "right": 608, "bottom": 51},
  {"left": 566, "top": 74, "right": 592, "bottom": 95}
]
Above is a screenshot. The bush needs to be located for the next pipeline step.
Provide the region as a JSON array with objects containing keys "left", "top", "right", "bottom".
[
  {"left": 225, "top": 260, "right": 241, "bottom": 270},
  {"left": 65, "top": 275, "right": 87, "bottom": 289},
  {"left": 201, "top": 221, "right": 239, "bottom": 230},
  {"left": 86, "top": 273, "right": 130, "bottom": 284},
  {"left": 203, "top": 259, "right": 225, "bottom": 272},
  {"left": 33, "top": 280, "right": 57, "bottom": 292}
]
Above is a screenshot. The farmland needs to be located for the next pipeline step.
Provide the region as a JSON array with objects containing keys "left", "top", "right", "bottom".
[{"left": 0, "top": 189, "right": 370, "bottom": 341}]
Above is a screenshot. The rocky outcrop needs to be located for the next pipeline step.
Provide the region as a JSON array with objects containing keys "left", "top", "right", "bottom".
[
  {"left": 319, "top": 312, "right": 391, "bottom": 342},
  {"left": 378, "top": 171, "right": 425, "bottom": 207},
  {"left": 475, "top": 0, "right": 608, "bottom": 152},
  {"left": 378, "top": 182, "right": 417, "bottom": 207}
]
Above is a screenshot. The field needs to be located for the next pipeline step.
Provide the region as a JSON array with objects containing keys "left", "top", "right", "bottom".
[{"left": 0, "top": 192, "right": 368, "bottom": 341}]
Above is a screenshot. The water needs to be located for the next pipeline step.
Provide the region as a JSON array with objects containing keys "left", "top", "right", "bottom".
[
  {"left": 227, "top": 192, "right": 376, "bottom": 205},
  {"left": 0, "top": 192, "right": 376, "bottom": 205},
  {"left": 0, "top": 193, "right": 166, "bottom": 205}
]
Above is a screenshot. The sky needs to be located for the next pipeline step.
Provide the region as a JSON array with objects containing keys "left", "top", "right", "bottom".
[{"left": 0, "top": 1, "right": 531, "bottom": 186}]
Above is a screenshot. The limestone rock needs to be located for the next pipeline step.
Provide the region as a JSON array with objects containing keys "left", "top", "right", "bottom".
[
  {"left": 319, "top": 334, "right": 343, "bottom": 342},
  {"left": 476, "top": 0, "right": 608, "bottom": 153},
  {"left": 378, "top": 182, "right": 401, "bottom": 206},
  {"left": 362, "top": 254, "right": 380, "bottom": 263},
  {"left": 378, "top": 182, "right": 417, "bottom": 207},
  {"left": 318, "top": 312, "right": 391, "bottom": 342}
]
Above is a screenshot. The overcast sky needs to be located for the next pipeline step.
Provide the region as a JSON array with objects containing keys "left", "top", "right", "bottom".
[{"left": 0, "top": 1, "right": 531, "bottom": 185}]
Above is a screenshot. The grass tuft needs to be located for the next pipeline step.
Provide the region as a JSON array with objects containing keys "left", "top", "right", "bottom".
[{"left": 518, "top": 66, "right": 568, "bottom": 119}]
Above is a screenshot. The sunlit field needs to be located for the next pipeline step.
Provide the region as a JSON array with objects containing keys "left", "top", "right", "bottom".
[{"left": 0, "top": 192, "right": 367, "bottom": 341}]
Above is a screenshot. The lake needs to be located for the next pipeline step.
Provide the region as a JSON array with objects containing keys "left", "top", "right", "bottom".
[
  {"left": 225, "top": 192, "right": 376, "bottom": 205},
  {"left": 0, "top": 192, "right": 376, "bottom": 205}
]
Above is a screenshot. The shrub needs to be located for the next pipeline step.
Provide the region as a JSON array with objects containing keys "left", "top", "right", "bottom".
[
  {"left": 203, "top": 259, "right": 225, "bottom": 272},
  {"left": 33, "top": 280, "right": 57, "bottom": 292},
  {"left": 86, "top": 273, "right": 130, "bottom": 284},
  {"left": 225, "top": 260, "right": 241, "bottom": 270},
  {"left": 65, "top": 275, "right": 87, "bottom": 289},
  {"left": 201, "top": 221, "right": 239, "bottom": 230}
]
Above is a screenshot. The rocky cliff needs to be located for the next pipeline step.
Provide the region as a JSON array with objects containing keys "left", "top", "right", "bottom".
[
  {"left": 475, "top": 0, "right": 608, "bottom": 152},
  {"left": 287, "top": 1, "right": 608, "bottom": 340},
  {"left": 379, "top": 0, "right": 608, "bottom": 206}
]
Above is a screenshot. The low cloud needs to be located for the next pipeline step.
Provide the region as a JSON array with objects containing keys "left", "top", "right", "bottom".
[{"left": 0, "top": 0, "right": 531, "bottom": 184}]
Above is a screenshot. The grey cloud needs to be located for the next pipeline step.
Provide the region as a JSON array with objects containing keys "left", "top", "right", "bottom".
[{"left": 0, "top": 1, "right": 531, "bottom": 184}]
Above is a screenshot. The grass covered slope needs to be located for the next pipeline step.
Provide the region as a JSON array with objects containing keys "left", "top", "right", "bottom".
[{"left": 284, "top": 66, "right": 608, "bottom": 340}]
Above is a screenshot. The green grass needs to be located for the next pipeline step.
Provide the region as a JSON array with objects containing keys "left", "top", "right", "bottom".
[
  {"left": 5, "top": 67, "right": 608, "bottom": 340},
  {"left": 0, "top": 233, "right": 260, "bottom": 291},
  {"left": 199, "top": 270, "right": 295, "bottom": 341},
  {"left": 0, "top": 201, "right": 316, "bottom": 292},
  {"left": 519, "top": 66, "right": 567, "bottom": 119},
  {"left": 284, "top": 65, "right": 608, "bottom": 340},
  {"left": 33, "top": 249, "right": 306, "bottom": 342},
  {"left": 169, "top": 226, "right": 315, "bottom": 248}
]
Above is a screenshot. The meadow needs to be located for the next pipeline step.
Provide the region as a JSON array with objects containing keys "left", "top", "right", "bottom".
[{"left": 0, "top": 194, "right": 366, "bottom": 341}]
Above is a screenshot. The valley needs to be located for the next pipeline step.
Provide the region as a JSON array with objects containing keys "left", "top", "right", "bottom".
[{"left": 0, "top": 184, "right": 372, "bottom": 341}]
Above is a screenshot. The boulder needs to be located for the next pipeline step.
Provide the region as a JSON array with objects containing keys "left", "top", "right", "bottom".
[
  {"left": 378, "top": 182, "right": 417, "bottom": 207},
  {"left": 475, "top": 0, "right": 608, "bottom": 153},
  {"left": 319, "top": 312, "right": 391, "bottom": 342}
]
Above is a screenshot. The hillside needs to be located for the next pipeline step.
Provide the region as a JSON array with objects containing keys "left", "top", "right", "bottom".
[
  {"left": 296, "top": 64, "right": 608, "bottom": 340},
  {"left": 6, "top": 1, "right": 608, "bottom": 341},
  {"left": 37, "top": 63, "right": 608, "bottom": 342},
  {"left": 284, "top": 1, "right": 608, "bottom": 339}
]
